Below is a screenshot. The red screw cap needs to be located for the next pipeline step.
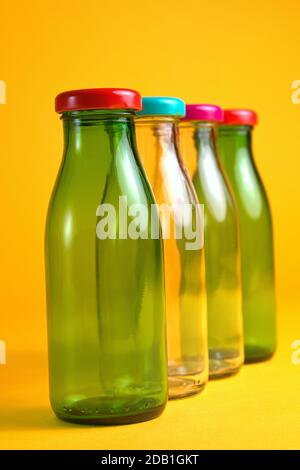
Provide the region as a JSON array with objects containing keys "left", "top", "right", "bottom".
[
  {"left": 55, "top": 88, "right": 142, "bottom": 113},
  {"left": 223, "top": 109, "right": 258, "bottom": 126}
]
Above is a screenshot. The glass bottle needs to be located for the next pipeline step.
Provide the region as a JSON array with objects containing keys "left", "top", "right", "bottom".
[
  {"left": 180, "top": 104, "right": 244, "bottom": 377},
  {"left": 45, "top": 88, "right": 168, "bottom": 424},
  {"left": 218, "top": 109, "right": 276, "bottom": 362},
  {"left": 136, "top": 97, "right": 208, "bottom": 398}
]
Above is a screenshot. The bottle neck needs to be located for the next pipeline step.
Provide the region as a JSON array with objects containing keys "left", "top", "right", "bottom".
[
  {"left": 61, "top": 109, "right": 137, "bottom": 159},
  {"left": 135, "top": 117, "right": 182, "bottom": 185},
  {"left": 218, "top": 125, "right": 253, "bottom": 163},
  {"left": 180, "top": 121, "right": 220, "bottom": 168},
  {"left": 136, "top": 116, "right": 180, "bottom": 154}
]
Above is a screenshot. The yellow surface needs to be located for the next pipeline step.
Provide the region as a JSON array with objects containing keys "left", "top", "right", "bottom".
[
  {"left": 1, "top": 0, "right": 300, "bottom": 450},
  {"left": 1, "top": 299, "right": 300, "bottom": 450}
]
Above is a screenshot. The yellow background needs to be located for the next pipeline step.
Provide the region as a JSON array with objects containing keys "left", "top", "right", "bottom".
[{"left": 0, "top": 0, "right": 300, "bottom": 450}]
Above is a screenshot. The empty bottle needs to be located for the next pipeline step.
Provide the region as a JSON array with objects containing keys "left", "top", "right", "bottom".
[
  {"left": 180, "top": 104, "right": 244, "bottom": 377},
  {"left": 218, "top": 109, "right": 276, "bottom": 362},
  {"left": 45, "top": 88, "right": 168, "bottom": 424},
  {"left": 136, "top": 97, "right": 208, "bottom": 398}
]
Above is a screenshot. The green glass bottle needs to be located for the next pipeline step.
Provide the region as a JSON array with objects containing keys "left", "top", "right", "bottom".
[
  {"left": 45, "top": 89, "right": 168, "bottom": 424},
  {"left": 218, "top": 109, "right": 276, "bottom": 362},
  {"left": 180, "top": 105, "right": 244, "bottom": 378}
]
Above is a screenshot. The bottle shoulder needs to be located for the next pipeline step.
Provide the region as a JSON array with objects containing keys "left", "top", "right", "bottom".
[
  {"left": 46, "top": 147, "right": 155, "bottom": 231},
  {"left": 152, "top": 151, "right": 199, "bottom": 207},
  {"left": 192, "top": 154, "right": 237, "bottom": 223},
  {"left": 223, "top": 154, "right": 272, "bottom": 223}
]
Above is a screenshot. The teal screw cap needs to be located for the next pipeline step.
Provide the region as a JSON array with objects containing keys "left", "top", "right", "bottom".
[{"left": 138, "top": 97, "right": 186, "bottom": 117}]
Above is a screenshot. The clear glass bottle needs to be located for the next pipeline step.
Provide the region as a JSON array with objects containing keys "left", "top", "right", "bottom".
[
  {"left": 136, "top": 97, "right": 208, "bottom": 398},
  {"left": 180, "top": 104, "right": 244, "bottom": 377},
  {"left": 218, "top": 109, "right": 276, "bottom": 362},
  {"left": 45, "top": 88, "right": 168, "bottom": 424}
]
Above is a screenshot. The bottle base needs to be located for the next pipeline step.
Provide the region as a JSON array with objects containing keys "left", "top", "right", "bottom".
[
  {"left": 209, "top": 348, "right": 243, "bottom": 379},
  {"left": 244, "top": 345, "right": 275, "bottom": 363},
  {"left": 53, "top": 396, "right": 166, "bottom": 426},
  {"left": 168, "top": 376, "right": 206, "bottom": 399}
]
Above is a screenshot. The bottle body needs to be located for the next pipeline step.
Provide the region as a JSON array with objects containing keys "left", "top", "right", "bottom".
[
  {"left": 218, "top": 125, "right": 276, "bottom": 362},
  {"left": 45, "top": 110, "right": 167, "bottom": 424},
  {"left": 180, "top": 121, "right": 244, "bottom": 377},
  {"left": 136, "top": 116, "right": 208, "bottom": 398}
]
